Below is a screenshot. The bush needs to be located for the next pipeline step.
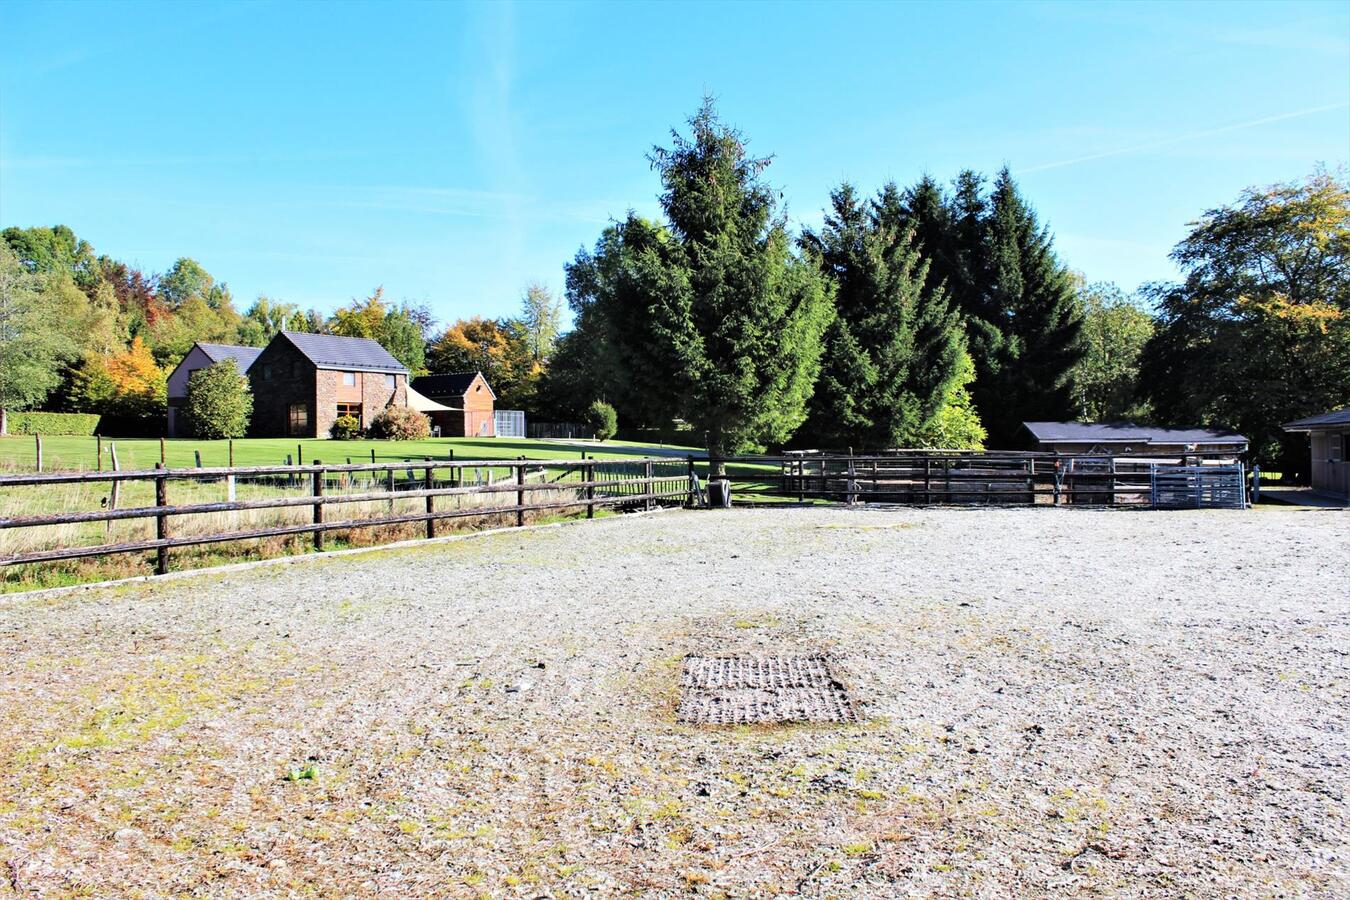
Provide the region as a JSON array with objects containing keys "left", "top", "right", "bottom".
[
  {"left": 330, "top": 415, "right": 362, "bottom": 440},
  {"left": 183, "top": 360, "right": 253, "bottom": 439},
  {"left": 368, "top": 405, "right": 430, "bottom": 441},
  {"left": 586, "top": 400, "right": 618, "bottom": 442},
  {"left": 7, "top": 412, "right": 101, "bottom": 435}
]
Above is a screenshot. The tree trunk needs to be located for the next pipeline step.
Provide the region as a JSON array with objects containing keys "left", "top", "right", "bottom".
[
  {"left": 0, "top": 407, "right": 7, "bottom": 437},
  {"left": 706, "top": 421, "right": 726, "bottom": 479}
]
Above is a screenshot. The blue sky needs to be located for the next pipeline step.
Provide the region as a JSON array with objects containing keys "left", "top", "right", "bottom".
[{"left": 2, "top": 0, "right": 1347, "bottom": 327}]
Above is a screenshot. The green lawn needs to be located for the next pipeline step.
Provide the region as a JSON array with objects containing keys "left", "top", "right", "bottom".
[{"left": 0, "top": 435, "right": 705, "bottom": 473}]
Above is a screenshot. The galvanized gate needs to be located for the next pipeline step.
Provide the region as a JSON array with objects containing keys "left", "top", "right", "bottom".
[{"left": 1149, "top": 464, "right": 1247, "bottom": 509}]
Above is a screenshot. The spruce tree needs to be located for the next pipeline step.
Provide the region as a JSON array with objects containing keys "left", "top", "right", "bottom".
[
  {"left": 564, "top": 99, "right": 833, "bottom": 470},
  {"left": 801, "top": 182, "right": 966, "bottom": 449},
  {"left": 977, "top": 168, "right": 1084, "bottom": 442}
]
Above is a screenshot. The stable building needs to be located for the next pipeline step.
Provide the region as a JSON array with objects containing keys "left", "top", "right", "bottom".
[
  {"left": 166, "top": 342, "right": 264, "bottom": 437},
  {"left": 1283, "top": 407, "right": 1350, "bottom": 501},
  {"left": 1021, "top": 421, "right": 1248, "bottom": 457},
  {"left": 410, "top": 372, "right": 496, "bottom": 437}
]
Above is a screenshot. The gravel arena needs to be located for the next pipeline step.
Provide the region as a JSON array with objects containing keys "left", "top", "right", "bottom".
[{"left": 1, "top": 506, "right": 1347, "bottom": 898}]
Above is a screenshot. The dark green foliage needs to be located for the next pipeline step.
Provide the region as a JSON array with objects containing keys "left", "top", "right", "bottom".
[
  {"left": 899, "top": 168, "right": 1083, "bottom": 445},
  {"left": 563, "top": 99, "right": 833, "bottom": 466},
  {"left": 799, "top": 183, "right": 966, "bottom": 449},
  {"left": 183, "top": 360, "right": 253, "bottom": 439},
  {"left": 1139, "top": 170, "right": 1350, "bottom": 473},
  {"left": 330, "top": 415, "right": 361, "bottom": 440},
  {"left": 368, "top": 406, "right": 430, "bottom": 441},
  {"left": 585, "top": 399, "right": 618, "bottom": 441},
  {"left": 6, "top": 411, "right": 101, "bottom": 435}
]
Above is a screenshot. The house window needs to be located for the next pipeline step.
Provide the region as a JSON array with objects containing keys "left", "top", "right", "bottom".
[
  {"left": 342, "top": 372, "right": 356, "bottom": 386},
  {"left": 262, "top": 364, "right": 273, "bottom": 381},
  {"left": 287, "top": 403, "right": 309, "bottom": 436},
  {"left": 1331, "top": 434, "right": 1345, "bottom": 463},
  {"left": 336, "top": 403, "right": 363, "bottom": 428},
  {"left": 385, "top": 374, "right": 396, "bottom": 388}
]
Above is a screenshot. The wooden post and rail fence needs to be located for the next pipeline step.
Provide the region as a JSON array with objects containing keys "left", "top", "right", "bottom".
[{"left": 0, "top": 450, "right": 1247, "bottom": 577}]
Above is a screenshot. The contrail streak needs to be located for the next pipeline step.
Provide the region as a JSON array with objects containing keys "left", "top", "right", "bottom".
[{"left": 1016, "top": 101, "right": 1350, "bottom": 174}]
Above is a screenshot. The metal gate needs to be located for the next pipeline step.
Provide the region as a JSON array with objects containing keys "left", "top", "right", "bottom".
[
  {"left": 1149, "top": 464, "right": 1246, "bottom": 509},
  {"left": 494, "top": 409, "right": 526, "bottom": 438}
]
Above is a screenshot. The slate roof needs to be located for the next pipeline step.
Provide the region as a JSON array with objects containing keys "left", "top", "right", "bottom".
[
  {"left": 1022, "top": 421, "right": 1248, "bottom": 445},
  {"left": 412, "top": 372, "right": 496, "bottom": 400},
  {"left": 1284, "top": 406, "right": 1350, "bottom": 430},
  {"left": 280, "top": 331, "right": 407, "bottom": 373},
  {"left": 197, "top": 342, "right": 263, "bottom": 372}
]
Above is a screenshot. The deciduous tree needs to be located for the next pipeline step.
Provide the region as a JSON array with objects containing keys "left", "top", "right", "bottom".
[
  {"left": 183, "top": 359, "right": 253, "bottom": 439},
  {"left": 1139, "top": 169, "right": 1350, "bottom": 472},
  {"left": 0, "top": 245, "right": 76, "bottom": 433}
]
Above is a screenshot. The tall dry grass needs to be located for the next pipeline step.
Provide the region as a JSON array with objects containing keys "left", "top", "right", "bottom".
[{"left": 0, "top": 466, "right": 605, "bottom": 591}]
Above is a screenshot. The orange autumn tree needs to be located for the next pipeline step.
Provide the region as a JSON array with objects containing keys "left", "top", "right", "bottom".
[
  {"left": 68, "top": 335, "right": 167, "bottom": 421},
  {"left": 426, "top": 316, "right": 539, "bottom": 409}
]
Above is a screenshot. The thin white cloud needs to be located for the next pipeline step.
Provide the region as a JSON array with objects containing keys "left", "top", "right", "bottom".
[{"left": 1016, "top": 102, "right": 1350, "bottom": 175}]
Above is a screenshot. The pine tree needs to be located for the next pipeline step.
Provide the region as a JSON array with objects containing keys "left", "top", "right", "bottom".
[
  {"left": 566, "top": 99, "right": 833, "bottom": 469},
  {"left": 977, "top": 168, "right": 1084, "bottom": 442},
  {"left": 801, "top": 183, "right": 966, "bottom": 449}
]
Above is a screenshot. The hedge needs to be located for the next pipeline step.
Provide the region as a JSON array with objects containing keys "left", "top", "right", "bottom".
[{"left": 7, "top": 412, "right": 102, "bottom": 435}]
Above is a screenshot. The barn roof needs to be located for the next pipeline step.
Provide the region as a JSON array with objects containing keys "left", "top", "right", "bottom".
[
  {"left": 1283, "top": 406, "right": 1350, "bottom": 430},
  {"left": 412, "top": 372, "right": 496, "bottom": 400},
  {"left": 196, "top": 342, "right": 263, "bottom": 371},
  {"left": 280, "top": 331, "right": 407, "bottom": 374},
  {"left": 1022, "top": 421, "right": 1248, "bottom": 445}
]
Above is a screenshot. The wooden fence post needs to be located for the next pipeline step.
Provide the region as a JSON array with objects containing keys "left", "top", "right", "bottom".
[
  {"left": 35, "top": 435, "right": 42, "bottom": 473},
  {"left": 516, "top": 459, "right": 526, "bottom": 527},
  {"left": 586, "top": 462, "right": 595, "bottom": 519},
  {"left": 228, "top": 439, "right": 234, "bottom": 468},
  {"left": 96, "top": 434, "right": 102, "bottom": 472},
  {"left": 645, "top": 460, "right": 654, "bottom": 511},
  {"left": 424, "top": 466, "right": 435, "bottom": 539},
  {"left": 154, "top": 462, "right": 169, "bottom": 575},
  {"left": 312, "top": 461, "right": 325, "bottom": 551}
]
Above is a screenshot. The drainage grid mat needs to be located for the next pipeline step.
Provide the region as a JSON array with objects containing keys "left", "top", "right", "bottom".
[{"left": 676, "top": 654, "right": 859, "bottom": 725}]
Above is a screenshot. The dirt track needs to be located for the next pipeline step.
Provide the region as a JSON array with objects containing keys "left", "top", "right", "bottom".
[{"left": 1, "top": 506, "right": 1346, "bottom": 897}]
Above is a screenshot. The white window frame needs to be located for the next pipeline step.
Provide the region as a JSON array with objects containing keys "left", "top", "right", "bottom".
[{"left": 342, "top": 371, "right": 356, "bottom": 387}]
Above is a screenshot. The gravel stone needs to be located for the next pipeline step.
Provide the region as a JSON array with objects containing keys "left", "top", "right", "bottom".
[{"left": 0, "top": 505, "right": 1346, "bottom": 897}]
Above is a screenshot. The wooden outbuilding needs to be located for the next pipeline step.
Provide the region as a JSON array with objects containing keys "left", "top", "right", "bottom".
[
  {"left": 1020, "top": 421, "right": 1248, "bottom": 458},
  {"left": 410, "top": 372, "right": 496, "bottom": 437},
  {"left": 1283, "top": 407, "right": 1350, "bottom": 501}
]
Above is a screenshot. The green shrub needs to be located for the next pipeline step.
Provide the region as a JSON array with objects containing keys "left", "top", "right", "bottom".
[
  {"left": 330, "top": 415, "right": 362, "bottom": 440},
  {"left": 585, "top": 399, "right": 618, "bottom": 442},
  {"left": 183, "top": 360, "right": 253, "bottom": 439},
  {"left": 7, "top": 412, "right": 101, "bottom": 435},
  {"left": 368, "top": 406, "right": 430, "bottom": 441}
]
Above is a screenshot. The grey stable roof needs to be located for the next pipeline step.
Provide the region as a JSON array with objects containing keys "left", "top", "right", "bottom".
[
  {"left": 412, "top": 372, "right": 496, "bottom": 400},
  {"left": 1022, "top": 421, "right": 1248, "bottom": 445},
  {"left": 1284, "top": 406, "right": 1350, "bottom": 430},
  {"left": 280, "top": 331, "right": 407, "bottom": 374},
  {"left": 197, "top": 342, "right": 263, "bottom": 371}
]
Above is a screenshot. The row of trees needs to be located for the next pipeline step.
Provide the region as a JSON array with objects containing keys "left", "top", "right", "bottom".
[
  {"left": 537, "top": 102, "right": 1346, "bottom": 472},
  {"left": 537, "top": 100, "right": 1086, "bottom": 462},
  {"left": 2, "top": 100, "right": 1344, "bottom": 471}
]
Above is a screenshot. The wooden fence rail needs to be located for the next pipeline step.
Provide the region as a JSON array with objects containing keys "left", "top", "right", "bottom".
[{"left": 0, "top": 457, "right": 692, "bottom": 573}]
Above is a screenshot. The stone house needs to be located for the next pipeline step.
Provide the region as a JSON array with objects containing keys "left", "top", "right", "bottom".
[{"left": 247, "top": 332, "right": 408, "bottom": 438}]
